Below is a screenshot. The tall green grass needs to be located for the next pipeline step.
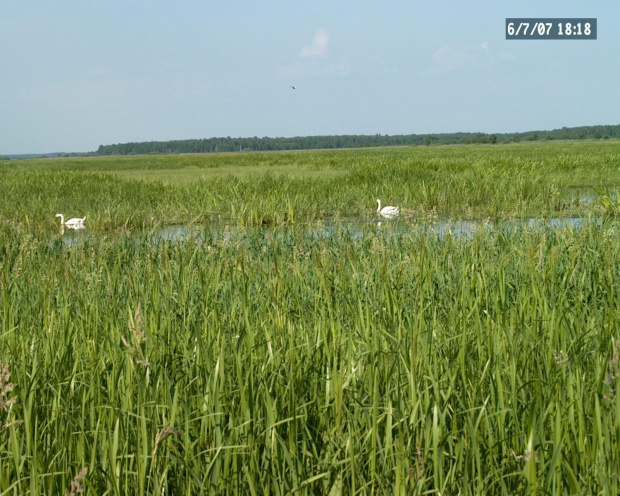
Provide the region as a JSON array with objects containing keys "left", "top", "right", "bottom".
[
  {"left": 2, "top": 142, "right": 620, "bottom": 229},
  {"left": 1, "top": 221, "right": 619, "bottom": 494}
]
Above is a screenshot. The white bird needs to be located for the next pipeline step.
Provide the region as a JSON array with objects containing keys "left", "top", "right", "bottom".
[
  {"left": 376, "top": 199, "right": 399, "bottom": 218},
  {"left": 56, "top": 213, "right": 86, "bottom": 229}
]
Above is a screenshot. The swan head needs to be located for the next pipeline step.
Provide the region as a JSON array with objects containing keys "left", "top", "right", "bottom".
[{"left": 55, "top": 214, "right": 62, "bottom": 218}]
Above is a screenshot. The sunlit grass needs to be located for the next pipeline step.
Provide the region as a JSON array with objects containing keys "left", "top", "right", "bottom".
[
  {"left": 0, "top": 222, "right": 619, "bottom": 493},
  {"left": 112, "top": 165, "right": 349, "bottom": 184},
  {"left": 1, "top": 141, "right": 620, "bottom": 229},
  {"left": 1, "top": 142, "right": 620, "bottom": 493}
]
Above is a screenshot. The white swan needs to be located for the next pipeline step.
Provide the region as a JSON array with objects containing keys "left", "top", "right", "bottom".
[
  {"left": 56, "top": 213, "right": 86, "bottom": 229},
  {"left": 376, "top": 199, "right": 399, "bottom": 218}
]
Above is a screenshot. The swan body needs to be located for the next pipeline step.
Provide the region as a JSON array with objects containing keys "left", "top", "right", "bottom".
[
  {"left": 56, "top": 213, "right": 86, "bottom": 229},
  {"left": 376, "top": 199, "right": 399, "bottom": 218}
]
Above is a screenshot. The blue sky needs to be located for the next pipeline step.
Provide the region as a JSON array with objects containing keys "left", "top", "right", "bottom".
[{"left": 1, "top": 0, "right": 618, "bottom": 154}]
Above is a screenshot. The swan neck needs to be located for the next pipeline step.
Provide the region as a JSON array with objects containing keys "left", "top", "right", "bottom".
[
  {"left": 377, "top": 200, "right": 381, "bottom": 212},
  {"left": 58, "top": 214, "right": 64, "bottom": 225}
]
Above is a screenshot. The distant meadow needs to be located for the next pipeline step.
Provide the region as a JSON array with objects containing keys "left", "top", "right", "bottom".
[
  {"left": 1, "top": 142, "right": 620, "bottom": 494},
  {"left": 2, "top": 141, "right": 620, "bottom": 229}
]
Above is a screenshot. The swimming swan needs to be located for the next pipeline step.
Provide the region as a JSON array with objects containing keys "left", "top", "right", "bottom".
[
  {"left": 56, "top": 213, "right": 86, "bottom": 228},
  {"left": 376, "top": 199, "right": 399, "bottom": 218}
]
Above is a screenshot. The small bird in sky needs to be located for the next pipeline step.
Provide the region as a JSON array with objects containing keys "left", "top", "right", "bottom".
[{"left": 291, "top": 86, "right": 296, "bottom": 90}]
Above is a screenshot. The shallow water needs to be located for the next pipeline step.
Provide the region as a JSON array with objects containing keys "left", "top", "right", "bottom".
[
  {"left": 561, "top": 187, "right": 619, "bottom": 206},
  {"left": 55, "top": 178, "right": 614, "bottom": 246},
  {"left": 52, "top": 185, "right": 618, "bottom": 247},
  {"left": 306, "top": 216, "right": 591, "bottom": 241},
  {"left": 55, "top": 215, "right": 599, "bottom": 249}
]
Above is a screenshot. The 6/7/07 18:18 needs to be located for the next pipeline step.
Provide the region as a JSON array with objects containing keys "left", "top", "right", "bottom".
[{"left": 506, "top": 18, "right": 596, "bottom": 40}]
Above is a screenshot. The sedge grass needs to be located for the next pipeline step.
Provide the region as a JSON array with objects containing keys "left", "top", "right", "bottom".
[
  {"left": 2, "top": 142, "right": 620, "bottom": 229},
  {"left": 0, "top": 221, "right": 619, "bottom": 494},
  {"left": 1, "top": 142, "right": 620, "bottom": 494}
]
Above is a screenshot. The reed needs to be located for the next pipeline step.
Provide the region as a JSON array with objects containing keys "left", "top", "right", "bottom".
[
  {"left": 1, "top": 142, "right": 619, "bottom": 493},
  {"left": 2, "top": 142, "right": 620, "bottom": 229},
  {"left": 0, "top": 220, "right": 619, "bottom": 494}
]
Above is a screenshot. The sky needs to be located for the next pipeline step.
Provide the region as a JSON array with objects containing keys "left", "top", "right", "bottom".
[{"left": 1, "top": 0, "right": 618, "bottom": 154}]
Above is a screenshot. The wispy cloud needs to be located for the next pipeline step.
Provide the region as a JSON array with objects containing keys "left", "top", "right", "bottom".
[
  {"left": 426, "top": 44, "right": 479, "bottom": 75},
  {"left": 279, "top": 28, "right": 350, "bottom": 80},
  {"left": 278, "top": 58, "right": 351, "bottom": 79},
  {"left": 89, "top": 66, "right": 112, "bottom": 77},
  {"left": 18, "top": 79, "right": 127, "bottom": 107},
  {"left": 424, "top": 42, "right": 511, "bottom": 76},
  {"left": 18, "top": 74, "right": 211, "bottom": 107},
  {"left": 299, "top": 28, "right": 329, "bottom": 58}
]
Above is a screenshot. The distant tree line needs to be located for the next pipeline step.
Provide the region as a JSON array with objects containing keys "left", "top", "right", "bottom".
[{"left": 95, "top": 124, "right": 620, "bottom": 156}]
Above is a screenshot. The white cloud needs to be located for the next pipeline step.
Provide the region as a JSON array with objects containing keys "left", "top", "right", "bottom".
[
  {"left": 278, "top": 28, "right": 350, "bottom": 80},
  {"left": 300, "top": 28, "right": 329, "bottom": 58},
  {"left": 480, "top": 41, "right": 489, "bottom": 53}
]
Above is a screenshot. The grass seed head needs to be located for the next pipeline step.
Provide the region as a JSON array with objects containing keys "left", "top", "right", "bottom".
[
  {"left": 68, "top": 467, "right": 88, "bottom": 495},
  {"left": 129, "top": 303, "right": 145, "bottom": 344},
  {"left": 604, "top": 339, "right": 620, "bottom": 401},
  {"left": 0, "top": 362, "right": 17, "bottom": 414},
  {"left": 552, "top": 350, "right": 570, "bottom": 367},
  {"left": 153, "top": 426, "right": 180, "bottom": 455}
]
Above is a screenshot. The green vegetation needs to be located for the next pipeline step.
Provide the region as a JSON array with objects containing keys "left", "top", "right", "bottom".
[
  {"left": 94, "top": 124, "right": 620, "bottom": 156},
  {"left": 112, "top": 164, "right": 348, "bottom": 185},
  {"left": 1, "top": 142, "right": 620, "bottom": 493},
  {"left": 2, "top": 141, "right": 620, "bottom": 230},
  {"left": 2, "top": 222, "right": 620, "bottom": 494}
]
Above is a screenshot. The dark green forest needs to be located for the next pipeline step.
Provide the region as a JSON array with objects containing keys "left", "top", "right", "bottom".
[{"left": 93, "top": 123, "right": 620, "bottom": 156}]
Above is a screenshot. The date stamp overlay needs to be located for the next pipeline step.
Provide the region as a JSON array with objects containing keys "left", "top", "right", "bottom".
[{"left": 506, "top": 18, "right": 597, "bottom": 40}]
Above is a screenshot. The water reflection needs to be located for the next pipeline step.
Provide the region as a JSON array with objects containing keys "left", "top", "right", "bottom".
[
  {"left": 54, "top": 215, "right": 600, "bottom": 248},
  {"left": 52, "top": 185, "right": 616, "bottom": 247},
  {"left": 60, "top": 224, "right": 86, "bottom": 235},
  {"left": 149, "top": 216, "right": 596, "bottom": 245}
]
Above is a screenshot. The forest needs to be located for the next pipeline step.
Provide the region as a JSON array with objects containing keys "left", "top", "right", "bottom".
[{"left": 94, "top": 124, "right": 620, "bottom": 156}]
